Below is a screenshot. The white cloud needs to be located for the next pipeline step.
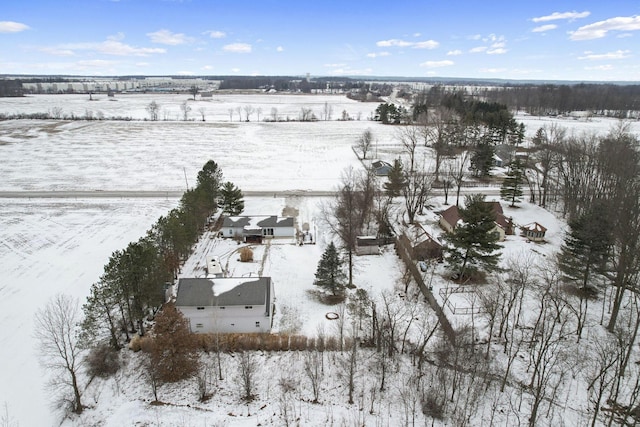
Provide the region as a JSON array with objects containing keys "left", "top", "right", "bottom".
[
  {"left": 376, "top": 38, "right": 438, "bottom": 49},
  {"left": 40, "top": 47, "right": 75, "bottom": 57},
  {"left": 446, "top": 50, "right": 462, "bottom": 56},
  {"left": 413, "top": 32, "right": 421, "bottom": 37},
  {"left": 147, "top": 29, "right": 193, "bottom": 45},
  {"left": 205, "top": 30, "right": 226, "bottom": 39},
  {"left": 532, "top": 24, "right": 558, "bottom": 33},
  {"left": 479, "top": 67, "right": 507, "bottom": 73},
  {"left": 487, "top": 47, "right": 507, "bottom": 55},
  {"left": 469, "top": 46, "right": 487, "bottom": 53},
  {"left": 0, "top": 21, "right": 29, "bottom": 33},
  {"left": 420, "top": 60, "right": 454, "bottom": 68},
  {"left": 570, "top": 16, "right": 640, "bottom": 40},
  {"left": 97, "top": 40, "right": 166, "bottom": 56},
  {"left": 578, "top": 50, "right": 631, "bottom": 60},
  {"left": 60, "top": 39, "right": 165, "bottom": 56},
  {"left": 585, "top": 64, "right": 613, "bottom": 71},
  {"left": 532, "top": 11, "right": 590, "bottom": 22},
  {"left": 276, "top": 46, "right": 284, "bottom": 52},
  {"left": 223, "top": 43, "right": 252, "bottom": 53},
  {"left": 367, "top": 51, "right": 390, "bottom": 58},
  {"left": 468, "top": 34, "right": 482, "bottom": 40},
  {"left": 324, "top": 63, "right": 346, "bottom": 68},
  {"left": 201, "top": 65, "right": 213, "bottom": 70}
]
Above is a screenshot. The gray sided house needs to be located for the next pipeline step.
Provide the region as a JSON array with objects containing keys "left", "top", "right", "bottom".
[
  {"left": 222, "top": 215, "right": 295, "bottom": 243},
  {"left": 175, "top": 277, "right": 274, "bottom": 334}
]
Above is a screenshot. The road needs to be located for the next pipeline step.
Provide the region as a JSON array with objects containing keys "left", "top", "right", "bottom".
[
  {"left": 0, "top": 186, "right": 511, "bottom": 199},
  {"left": 0, "top": 190, "right": 338, "bottom": 199}
]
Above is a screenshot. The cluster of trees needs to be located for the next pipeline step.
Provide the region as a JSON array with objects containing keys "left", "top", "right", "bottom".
[{"left": 484, "top": 83, "right": 640, "bottom": 117}]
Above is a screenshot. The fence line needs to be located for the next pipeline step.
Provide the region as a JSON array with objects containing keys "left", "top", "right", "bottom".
[{"left": 395, "top": 233, "right": 456, "bottom": 345}]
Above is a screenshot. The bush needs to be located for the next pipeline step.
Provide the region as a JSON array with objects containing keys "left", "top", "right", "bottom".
[
  {"left": 86, "top": 343, "right": 120, "bottom": 378},
  {"left": 239, "top": 246, "right": 254, "bottom": 262}
]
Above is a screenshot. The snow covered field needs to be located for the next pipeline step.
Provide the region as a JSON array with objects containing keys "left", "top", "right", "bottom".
[{"left": 1, "top": 93, "right": 639, "bottom": 426}]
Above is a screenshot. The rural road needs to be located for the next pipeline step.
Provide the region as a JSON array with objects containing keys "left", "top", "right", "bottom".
[
  {"left": 0, "top": 187, "right": 507, "bottom": 199},
  {"left": 0, "top": 190, "right": 338, "bottom": 199}
]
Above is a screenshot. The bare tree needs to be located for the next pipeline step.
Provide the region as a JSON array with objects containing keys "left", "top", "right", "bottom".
[
  {"left": 403, "top": 168, "right": 432, "bottom": 224},
  {"left": 180, "top": 101, "right": 191, "bottom": 121},
  {"left": 146, "top": 100, "right": 159, "bottom": 121},
  {"left": 243, "top": 105, "right": 255, "bottom": 121},
  {"left": 303, "top": 351, "right": 324, "bottom": 403},
  {"left": 449, "top": 150, "right": 471, "bottom": 207},
  {"left": 197, "top": 107, "right": 206, "bottom": 121},
  {"left": 356, "top": 129, "right": 374, "bottom": 160},
  {"left": 189, "top": 85, "right": 199, "bottom": 100},
  {"left": 237, "top": 351, "right": 258, "bottom": 401},
  {"left": 256, "top": 107, "right": 262, "bottom": 122},
  {"left": 235, "top": 106, "right": 242, "bottom": 122},
  {"left": 323, "top": 168, "right": 375, "bottom": 287},
  {"left": 299, "top": 107, "right": 314, "bottom": 121},
  {"left": 397, "top": 125, "right": 421, "bottom": 173},
  {"left": 34, "top": 294, "right": 85, "bottom": 415},
  {"left": 323, "top": 102, "right": 333, "bottom": 121},
  {"left": 270, "top": 107, "right": 278, "bottom": 121}
]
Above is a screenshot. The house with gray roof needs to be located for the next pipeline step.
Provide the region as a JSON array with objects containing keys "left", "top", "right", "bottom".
[
  {"left": 222, "top": 215, "right": 295, "bottom": 243},
  {"left": 175, "top": 277, "right": 274, "bottom": 333}
]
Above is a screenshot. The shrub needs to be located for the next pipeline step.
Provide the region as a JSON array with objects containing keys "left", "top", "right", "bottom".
[
  {"left": 239, "top": 246, "right": 254, "bottom": 262},
  {"left": 86, "top": 343, "right": 120, "bottom": 378}
]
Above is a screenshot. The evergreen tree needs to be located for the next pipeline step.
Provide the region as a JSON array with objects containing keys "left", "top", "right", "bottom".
[
  {"left": 383, "top": 158, "right": 406, "bottom": 198},
  {"left": 558, "top": 201, "right": 612, "bottom": 290},
  {"left": 470, "top": 140, "right": 495, "bottom": 177},
  {"left": 196, "top": 160, "right": 223, "bottom": 213},
  {"left": 218, "top": 181, "right": 245, "bottom": 215},
  {"left": 500, "top": 158, "right": 525, "bottom": 207},
  {"left": 314, "top": 242, "right": 347, "bottom": 296},
  {"left": 445, "top": 194, "right": 502, "bottom": 279}
]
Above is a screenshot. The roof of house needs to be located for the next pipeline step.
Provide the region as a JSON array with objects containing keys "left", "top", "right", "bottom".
[
  {"left": 175, "top": 277, "right": 271, "bottom": 307},
  {"left": 521, "top": 222, "right": 547, "bottom": 233},
  {"left": 371, "top": 160, "right": 393, "bottom": 176},
  {"left": 441, "top": 202, "right": 511, "bottom": 230},
  {"left": 411, "top": 223, "right": 442, "bottom": 248},
  {"left": 440, "top": 206, "right": 461, "bottom": 228},
  {"left": 222, "top": 215, "right": 294, "bottom": 229}
]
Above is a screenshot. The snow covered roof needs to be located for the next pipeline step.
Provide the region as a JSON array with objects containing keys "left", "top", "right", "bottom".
[
  {"left": 175, "top": 277, "right": 271, "bottom": 307},
  {"left": 521, "top": 221, "right": 547, "bottom": 233},
  {"left": 222, "top": 215, "right": 294, "bottom": 229}
]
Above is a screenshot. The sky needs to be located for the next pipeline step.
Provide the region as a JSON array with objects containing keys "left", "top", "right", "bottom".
[{"left": 1, "top": 0, "right": 640, "bottom": 82}]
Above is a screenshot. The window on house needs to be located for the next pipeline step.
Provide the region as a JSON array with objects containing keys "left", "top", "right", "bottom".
[
  {"left": 262, "top": 228, "right": 274, "bottom": 236},
  {"left": 245, "top": 305, "right": 253, "bottom": 309},
  {"left": 196, "top": 307, "right": 205, "bottom": 310},
  {"left": 228, "top": 229, "right": 233, "bottom": 235},
  {"left": 255, "top": 322, "right": 260, "bottom": 328},
  {"left": 195, "top": 323, "right": 203, "bottom": 328},
  {"left": 219, "top": 306, "right": 226, "bottom": 310}
]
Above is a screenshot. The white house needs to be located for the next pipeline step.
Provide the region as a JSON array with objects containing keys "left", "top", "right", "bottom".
[
  {"left": 175, "top": 277, "right": 274, "bottom": 334},
  {"left": 222, "top": 215, "right": 295, "bottom": 243}
]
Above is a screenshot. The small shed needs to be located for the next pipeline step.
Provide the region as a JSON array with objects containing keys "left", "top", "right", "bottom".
[
  {"left": 410, "top": 224, "right": 443, "bottom": 261},
  {"left": 355, "top": 236, "right": 379, "bottom": 255},
  {"left": 371, "top": 160, "right": 393, "bottom": 176},
  {"left": 521, "top": 222, "right": 547, "bottom": 242}
]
